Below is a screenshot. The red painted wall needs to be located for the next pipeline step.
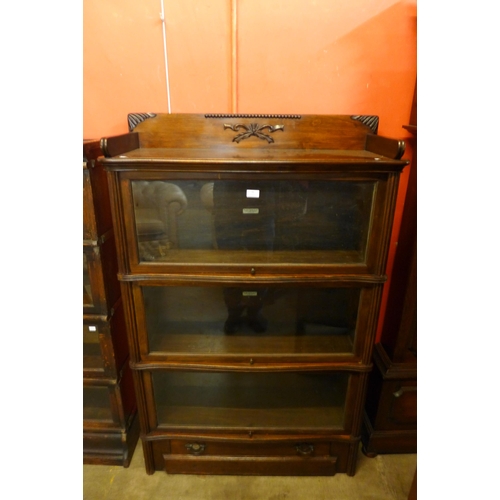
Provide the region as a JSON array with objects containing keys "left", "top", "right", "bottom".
[{"left": 83, "top": 0, "right": 417, "bottom": 341}]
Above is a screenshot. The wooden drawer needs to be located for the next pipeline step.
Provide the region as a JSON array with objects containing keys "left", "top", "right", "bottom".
[
  {"left": 386, "top": 383, "right": 417, "bottom": 427},
  {"left": 171, "top": 439, "right": 332, "bottom": 457},
  {"left": 372, "top": 380, "right": 417, "bottom": 431},
  {"left": 150, "top": 438, "right": 354, "bottom": 475},
  {"left": 164, "top": 455, "right": 337, "bottom": 476}
]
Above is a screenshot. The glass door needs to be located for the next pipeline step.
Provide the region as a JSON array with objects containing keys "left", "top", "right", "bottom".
[
  {"left": 152, "top": 371, "right": 349, "bottom": 431},
  {"left": 141, "top": 285, "right": 363, "bottom": 358},
  {"left": 130, "top": 179, "right": 375, "bottom": 267}
]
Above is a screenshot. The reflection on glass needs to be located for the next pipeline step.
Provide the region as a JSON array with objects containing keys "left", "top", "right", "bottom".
[
  {"left": 144, "top": 286, "right": 359, "bottom": 355},
  {"left": 83, "top": 253, "right": 93, "bottom": 306},
  {"left": 132, "top": 180, "right": 374, "bottom": 264},
  {"left": 152, "top": 371, "right": 348, "bottom": 430},
  {"left": 83, "top": 386, "right": 113, "bottom": 422}
]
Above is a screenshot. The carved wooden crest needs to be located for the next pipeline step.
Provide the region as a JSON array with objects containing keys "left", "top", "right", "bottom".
[{"left": 223, "top": 123, "right": 284, "bottom": 143}]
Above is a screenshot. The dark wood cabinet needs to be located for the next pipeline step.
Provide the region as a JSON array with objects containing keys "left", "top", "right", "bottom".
[
  {"left": 100, "top": 113, "right": 408, "bottom": 475},
  {"left": 361, "top": 87, "right": 417, "bottom": 455},
  {"left": 83, "top": 140, "right": 140, "bottom": 466}
]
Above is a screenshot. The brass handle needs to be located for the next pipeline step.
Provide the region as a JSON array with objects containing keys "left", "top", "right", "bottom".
[
  {"left": 295, "top": 443, "right": 314, "bottom": 456},
  {"left": 185, "top": 443, "right": 206, "bottom": 456}
]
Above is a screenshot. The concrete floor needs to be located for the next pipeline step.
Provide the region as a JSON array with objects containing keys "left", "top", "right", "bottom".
[{"left": 83, "top": 441, "right": 417, "bottom": 500}]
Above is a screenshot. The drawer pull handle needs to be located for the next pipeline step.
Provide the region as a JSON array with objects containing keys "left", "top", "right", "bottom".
[
  {"left": 295, "top": 443, "right": 314, "bottom": 456},
  {"left": 185, "top": 443, "right": 206, "bottom": 456}
]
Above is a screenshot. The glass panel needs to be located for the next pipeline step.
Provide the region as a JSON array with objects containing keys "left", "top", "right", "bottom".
[
  {"left": 83, "top": 253, "right": 93, "bottom": 306},
  {"left": 83, "top": 324, "right": 105, "bottom": 371},
  {"left": 132, "top": 180, "right": 374, "bottom": 264},
  {"left": 144, "top": 286, "right": 359, "bottom": 356},
  {"left": 83, "top": 386, "right": 113, "bottom": 422},
  {"left": 153, "top": 371, "right": 348, "bottom": 430}
]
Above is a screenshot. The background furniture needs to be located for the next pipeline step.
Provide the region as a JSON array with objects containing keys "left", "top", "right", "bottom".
[
  {"left": 132, "top": 180, "right": 188, "bottom": 260},
  {"left": 83, "top": 140, "right": 140, "bottom": 466},
  {"left": 99, "top": 113, "right": 408, "bottom": 476},
  {"left": 361, "top": 85, "right": 417, "bottom": 455}
]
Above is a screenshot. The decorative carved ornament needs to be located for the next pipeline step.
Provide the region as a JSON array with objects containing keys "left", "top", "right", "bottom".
[
  {"left": 205, "top": 114, "right": 301, "bottom": 119},
  {"left": 223, "top": 123, "right": 284, "bottom": 143},
  {"left": 350, "top": 115, "right": 379, "bottom": 134},
  {"left": 128, "top": 113, "right": 157, "bottom": 132}
]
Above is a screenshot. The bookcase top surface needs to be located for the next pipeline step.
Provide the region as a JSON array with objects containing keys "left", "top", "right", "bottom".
[{"left": 100, "top": 113, "right": 408, "bottom": 171}]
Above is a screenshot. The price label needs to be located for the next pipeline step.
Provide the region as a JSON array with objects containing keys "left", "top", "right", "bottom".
[{"left": 246, "top": 189, "right": 260, "bottom": 198}]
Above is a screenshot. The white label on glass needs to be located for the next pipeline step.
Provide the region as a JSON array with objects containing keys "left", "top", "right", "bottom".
[
  {"left": 246, "top": 189, "right": 260, "bottom": 198},
  {"left": 88, "top": 326, "right": 97, "bottom": 331},
  {"left": 242, "top": 291, "right": 258, "bottom": 296},
  {"left": 243, "top": 208, "right": 259, "bottom": 214}
]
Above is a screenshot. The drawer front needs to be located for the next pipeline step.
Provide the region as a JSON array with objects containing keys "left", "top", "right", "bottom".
[
  {"left": 171, "top": 439, "right": 332, "bottom": 458},
  {"left": 164, "top": 455, "right": 337, "bottom": 476},
  {"left": 376, "top": 380, "right": 417, "bottom": 430},
  {"left": 151, "top": 439, "right": 348, "bottom": 476},
  {"left": 387, "top": 383, "right": 417, "bottom": 427}
]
